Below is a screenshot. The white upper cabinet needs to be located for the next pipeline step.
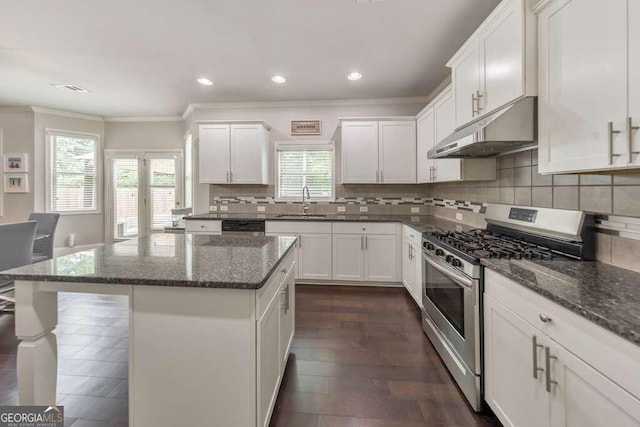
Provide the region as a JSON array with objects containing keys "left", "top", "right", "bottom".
[
  {"left": 198, "top": 122, "right": 269, "bottom": 184},
  {"left": 378, "top": 121, "right": 417, "bottom": 184},
  {"left": 416, "top": 86, "right": 496, "bottom": 183},
  {"left": 341, "top": 118, "right": 417, "bottom": 184},
  {"left": 449, "top": 0, "right": 536, "bottom": 129},
  {"left": 537, "top": 0, "right": 628, "bottom": 173},
  {"left": 629, "top": 0, "right": 640, "bottom": 165},
  {"left": 198, "top": 124, "right": 230, "bottom": 184}
]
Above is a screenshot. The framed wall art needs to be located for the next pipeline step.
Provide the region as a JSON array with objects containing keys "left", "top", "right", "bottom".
[
  {"left": 4, "top": 153, "right": 28, "bottom": 172},
  {"left": 4, "top": 173, "right": 29, "bottom": 193}
]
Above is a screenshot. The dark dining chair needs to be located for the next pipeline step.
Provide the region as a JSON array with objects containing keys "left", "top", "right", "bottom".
[
  {"left": 28, "top": 213, "right": 60, "bottom": 263},
  {"left": 0, "top": 221, "right": 37, "bottom": 313}
]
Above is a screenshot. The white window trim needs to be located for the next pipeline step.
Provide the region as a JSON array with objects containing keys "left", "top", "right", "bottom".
[
  {"left": 45, "top": 128, "right": 102, "bottom": 215},
  {"left": 274, "top": 140, "right": 335, "bottom": 202}
]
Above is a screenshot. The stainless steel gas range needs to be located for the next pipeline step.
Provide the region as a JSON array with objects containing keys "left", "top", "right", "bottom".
[{"left": 420, "top": 204, "right": 595, "bottom": 411}]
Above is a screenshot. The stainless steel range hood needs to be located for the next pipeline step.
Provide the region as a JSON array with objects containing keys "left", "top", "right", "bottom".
[{"left": 428, "top": 97, "right": 537, "bottom": 159}]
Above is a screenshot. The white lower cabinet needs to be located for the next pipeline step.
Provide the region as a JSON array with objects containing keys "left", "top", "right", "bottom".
[
  {"left": 484, "top": 270, "right": 640, "bottom": 427},
  {"left": 401, "top": 226, "right": 423, "bottom": 307},
  {"left": 363, "top": 234, "right": 397, "bottom": 282},
  {"left": 332, "top": 234, "right": 365, "bottom": 281}
]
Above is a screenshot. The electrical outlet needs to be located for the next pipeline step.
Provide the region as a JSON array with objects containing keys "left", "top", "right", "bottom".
[
  {"left": 257, "top": 206, "right": 266, "bottom": 212},
  {"left": 220, "top": 205, "right": 228, "bottom": 212},
  {"left": 411, "top": 207, "right": 420, "bottom": 213},
  {"left": 337, "top": 206, "right": 346, "bottom": 213},
  {"left": 456, "top": 212, "right": 463, "bottom": 221},
  {"left": 359, "top": 206, "right": 368, "bottom": 213},
  {"left": 209, "top": 205, "right": 217, "bottom": 212}
]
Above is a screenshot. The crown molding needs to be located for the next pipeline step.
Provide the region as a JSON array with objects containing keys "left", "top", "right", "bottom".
[
  {"left": 30, "top": 106, "right": 104, "bottom": 121},
  {"left": 104, "top": 116, "right": 183, "bottom": 122},
  {"left": 181, "top": 96, "right": 429, "bottom": 120}
]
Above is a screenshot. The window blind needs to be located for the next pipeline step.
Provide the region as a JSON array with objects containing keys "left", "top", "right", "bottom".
[
  {"left": 277, "top": 146, "right": 333, "bottom": 200},
  {"left": 50, "top": 133, "right": 99, "bottom": 213}
]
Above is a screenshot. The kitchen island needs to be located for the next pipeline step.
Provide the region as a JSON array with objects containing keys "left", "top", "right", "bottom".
[{"left": 0, "top": 234, "right": 297, "bottom": 427}]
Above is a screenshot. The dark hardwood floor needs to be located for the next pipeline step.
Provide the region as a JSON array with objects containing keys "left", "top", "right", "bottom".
[{"left": 0, "top": 285, "right": 501, "bottom": 427}]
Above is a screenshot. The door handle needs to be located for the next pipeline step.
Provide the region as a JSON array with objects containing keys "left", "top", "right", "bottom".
[
  {"left": 376, "top": 170, "right": 379, "bottom": 183},
  {"left": 380, "top": 170, "right": 384, "bottom": 183},
  {"left": 545, "top": 346, "right": 558, "bottom": 393},
  {"left": 609, "top": 122, "right": 622, "bottom": 164},
  {"left": 628, "top": 117, "right": 640, "bottom": 161},
  {"left": 532, "top": 336, "right": 544, "bottom": 379},
  {"left": 226, "top": 171, "right": 229, "bottom": 183},
  {"left": 476, "top": 90, "right": 484, "bottom": 114},
  {"left": 298, "top": 234, "right": 302, "bottom": 248},
  {"left": 229, "top": 171, "right": 233, "bottom": 183},
  {"left": 361, "top": 235, "right": 364, "bottom": 250},
  {"left": 471, "top": 93, "right": 478, "bottom": 117},
  {"left": 364, "top": 236, "right": 368, "bottom": 250}
]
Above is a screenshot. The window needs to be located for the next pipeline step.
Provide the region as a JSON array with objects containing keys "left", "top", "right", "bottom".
[
  {"left": 47, "top": 130, "right": 100, "bottom": 214},
  {"left": 276, "top": 142, "right": 334, "bottom": 201},
  {"left": 184, "top": 134, "right": 193, "bottom": 208}
]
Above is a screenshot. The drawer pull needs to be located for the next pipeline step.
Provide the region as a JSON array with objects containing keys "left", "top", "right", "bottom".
[
  {"left": 539, "top": 314, "right": 552, "bottom": 323},
  {"left": 281, "top": 268, "right": 287, "bottom": 274}
]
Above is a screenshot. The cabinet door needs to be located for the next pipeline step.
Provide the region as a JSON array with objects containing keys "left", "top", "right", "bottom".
[
  {"left": 257, "top": 290, "right": 282, "bottom": 427},
  {"left": 433, "top": 90, "right": 463, "bottom": 182},
  {"left": 538, "top": 0, "right": 628, "bottom": 173},
  {"left": 332, "top": 234, "right": 364, "bottom": 281},
  {"left": 482, "top": 0, "right": 524, "bottom": 113},
  {"left": 341, "top": 121, "right": 379, "bottom": 184},
  {"left": 412, "top": 243, "right": 423, "bottom": 308},
  {"left": 416, "top": 108, "right": 435, "bottom": 183},
  {"left": 298, "top": 233, "right": 332, "bottom": 281},
  {"left": 484, "top": 295, "right": 550, "bottom": 427},
  {"left": 453, "top": 43, "right": 482, "bottom": 128},
  {"left": 629, "top": 0, "right": 640, "bottom": 165},
  {"left": 230, "top": 124, "right": 266, "bottom": 184},
  {"left": 402, "top": 238, "right": 414, "bottom": 292},
  {"left": 378, "top": 121, "right": 417, "bottom": 183},
  {"left": 280, "top": 269, "right": 295, "bottom": 367},
  {"left": 549, "top": 342, "right": 640, "bottom": 427},
  {"left": 198, "top": 125, "right": 230, "bottom": 184},
  {"left": 363, "top": 234, "right": 397, "bottom": 282}
]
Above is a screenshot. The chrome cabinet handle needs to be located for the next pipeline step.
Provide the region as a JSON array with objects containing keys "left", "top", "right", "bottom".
[
  {"left": 364, "top": 236, "right": 368, "bottom": 250},
  {"left": 471, "top": 93, "right": 478, "bottom": 117},
  {"left": 298, "top": 234, "right": 302, "bottom": 248},
  {"left": 229, "top": 171, "right": 233, "bottom": 183},
  {"left": 281, "top": 268, "right": 287, "bottom": 274},
  {"left": 476, "top": 90, "right": 484, "bottom": 114},
  {"left": 532, "top": 336, "right": 544, "bottom": 379},
  {"left": 226, "top": 171, "right": 229, "bottom": 183},
  {"left": 380, "top": 170, "right": 384, "bottom": 183},
  {"left": 376, "top": 170, "right": 379, "bottom": 183},
  {"left": 628, "top": 117, "right": 640, "bottom": 161},
  {"left": 539, "top": 313, "right": 552, "bottom": 323},
  {"left": 361, "top": 235, "right": 364, "bottom": 250},
  {"left": 609, "top": 122, "right": 622, "bottom": 164},
  {"left": 545, "top": 347, "right": 558, "bottom": 392}
]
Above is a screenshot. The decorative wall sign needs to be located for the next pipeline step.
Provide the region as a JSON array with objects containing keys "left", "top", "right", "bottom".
[
  {"left": 291, "top": 120, "right": 322, "bottom": 135},
  {"left": 4, "top": 173, "right": 29, "bottom": 193},
  {"left": 4, "top": 153, "right": 28, "bottom": 172}
]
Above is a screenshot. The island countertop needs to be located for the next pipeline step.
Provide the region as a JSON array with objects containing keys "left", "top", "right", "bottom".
[{"left": 0, "top": 234, "right": 297, "bottom": 289}]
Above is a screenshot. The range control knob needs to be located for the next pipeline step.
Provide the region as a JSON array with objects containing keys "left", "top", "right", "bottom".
[
  {"left": 445, "top": 255, "right": 454, "bottom": 264},
  {"left": 435, "top": 248, "right": 444, "bottom": 257},
  {"left": 451, "top": 259, "right": 463, "bottom": 268},
  {"left": 425, "top": 243, "right": 435, "bottom": 251}
]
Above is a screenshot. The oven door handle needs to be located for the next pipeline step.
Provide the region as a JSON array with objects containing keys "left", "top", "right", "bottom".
[{"left": 423, "top": 251, "right": 473, "bottom": 289}]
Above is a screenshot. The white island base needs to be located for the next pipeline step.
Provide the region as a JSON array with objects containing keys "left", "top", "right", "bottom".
[{"left": 15, "top": 252, "right": 295, "bottom": 427}]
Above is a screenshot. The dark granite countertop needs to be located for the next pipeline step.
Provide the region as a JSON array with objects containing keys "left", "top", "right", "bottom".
[
  {"left": 186, "top": 213, "right": 476, "bottom": 235},
  {"left": 482, "top": 259, "right": 640, "bottom": 346},
  {"left": 0, "top": 234, "right": 296, "bottom": 289}
]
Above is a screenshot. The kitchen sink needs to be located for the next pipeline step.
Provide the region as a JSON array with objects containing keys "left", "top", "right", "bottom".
[{"left": 275, "top": 214, "right": 328, "bottom": 219}]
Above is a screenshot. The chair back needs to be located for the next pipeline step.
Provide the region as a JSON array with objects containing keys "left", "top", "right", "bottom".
[
  {"left": 28, "top": 213, "right": 60, "bottom": 261},
  {"left": 0, "top": 221, "right": 37, "bottom": 272}
]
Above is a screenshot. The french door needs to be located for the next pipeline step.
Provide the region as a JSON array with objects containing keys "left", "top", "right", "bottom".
[{"left": 106, "top": 151, "right": 183, "bottom": 241}]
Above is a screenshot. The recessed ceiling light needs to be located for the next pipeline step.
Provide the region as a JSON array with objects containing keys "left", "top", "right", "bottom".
[
  {"left": 271, "top": 75, "right": 287, "bottom": 84},
  {"left": 348, "top": 72, "right": 363, "bottom": 81},
  {"left": 197, "top": 77, "right": 213, "bottom": 86},
  {"left": 53, "top": 84, "right": 88, "bottom": 93}
]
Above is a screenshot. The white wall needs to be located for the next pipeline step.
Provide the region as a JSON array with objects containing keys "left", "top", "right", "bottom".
[
  {"left": 33, "top": 111, "right": 105, "bottom": 247},
  {"left": 186, "top": 100, "right": 427, "bottom": 213},
  {"left": 104, "top": 121, "right": 184, "bottom": 150},
  {"left": 0, "top": 107, "right": 35, "bottom": 223}
]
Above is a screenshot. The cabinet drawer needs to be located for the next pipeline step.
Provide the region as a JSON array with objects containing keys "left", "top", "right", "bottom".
[
  {"left": 332, "top": 222, "right": 397, "bottom": 235},
  {"left": 485, "top": 269, "right": 640, "bottom": 400},
  {"left": 256, "top": 251, "right": 294, "bottom": 320},
  {"left": 402, "top": 225, "right": 422, "bottom": 246},
  {"left": 265, "top": 221, "right": 331, "bottom": 234},
  {"left": 185, "top": 220, "right": 222, "bottom": 234}
]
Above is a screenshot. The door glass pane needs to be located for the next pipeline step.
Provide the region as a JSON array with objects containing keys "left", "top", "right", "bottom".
[
  {"left": 148, "top": 158, "right": 177, "bottom": 230},
  {"left": 113, "top": 158, "right": 139, "bottom": 239},
  {"left": 425, "top": 263, "right": 465, "bottom": 337}
]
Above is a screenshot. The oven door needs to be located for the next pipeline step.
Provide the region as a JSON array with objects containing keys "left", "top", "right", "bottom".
[{"left": 422, "top": 250, "right": 480, "bottom": 375}]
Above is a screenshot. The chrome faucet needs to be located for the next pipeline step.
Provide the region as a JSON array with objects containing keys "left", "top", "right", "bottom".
[{"left": 302, "top": 185, "right": 310, "bottom": 213}]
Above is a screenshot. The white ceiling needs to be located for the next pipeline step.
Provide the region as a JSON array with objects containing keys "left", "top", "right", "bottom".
[{"left": 0, "top": 0, "right": 499, "bottom": 118}]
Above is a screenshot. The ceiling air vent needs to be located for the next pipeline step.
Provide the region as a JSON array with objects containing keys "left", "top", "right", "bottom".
[{"left": 53, "top": 84, "right": 89, "bottom": 93}]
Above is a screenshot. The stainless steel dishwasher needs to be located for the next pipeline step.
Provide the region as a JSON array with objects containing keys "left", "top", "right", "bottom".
[{"left": 221, "top": 219, "right": 265, "bottom": 236}]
